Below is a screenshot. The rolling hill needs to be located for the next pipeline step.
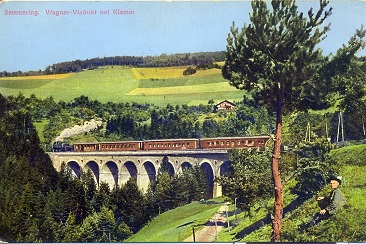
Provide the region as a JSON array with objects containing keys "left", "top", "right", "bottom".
[{"left": 0, "top": 66, "right": 245, "bottom": 106}]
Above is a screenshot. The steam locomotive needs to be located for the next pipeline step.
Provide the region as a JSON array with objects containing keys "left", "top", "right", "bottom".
[
  {"left": 53, "top": 135, "right": 270, "bottom": 152},
  {"left": 53, "top": 141, "right": 74, "bottom": 152}
]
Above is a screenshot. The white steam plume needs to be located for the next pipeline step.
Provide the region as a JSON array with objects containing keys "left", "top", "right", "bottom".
[{"left": 55, "top": 119, "right": 102, "bottom": 142}]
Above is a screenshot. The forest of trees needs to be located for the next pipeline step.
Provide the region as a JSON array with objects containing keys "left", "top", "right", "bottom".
[
  {"left": 0, "top": 93, "right": 214, "bottom": 242},
  {"left": 37, "top": 94, "right": 274, "bottom": 146},
  {"left": 0, "top": 51, "right": 226, "bottom": 77}
]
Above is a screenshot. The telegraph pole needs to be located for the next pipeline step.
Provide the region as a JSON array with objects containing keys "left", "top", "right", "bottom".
[
  {"left": 234, "top": 197, "right": 237, "bottom": 220},
  {"left": 226, "top": 203, "right": 230, "bottom": 232},
  {"left": 337, "top": 112, "right": 345, "bottom": 142},
  {"left": 214, "top": 214, "right": 218, "bottom": 241},
  {"left": 305, "top": 122, "right": 311, "bottom": 142},
  {"left": 192, "top": 226, "right": 196, "bottom": 242}
]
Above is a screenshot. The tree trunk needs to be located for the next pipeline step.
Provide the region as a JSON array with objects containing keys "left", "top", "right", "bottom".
[{"left": 271, "top": 86, "right": 284, "bottom": 242}]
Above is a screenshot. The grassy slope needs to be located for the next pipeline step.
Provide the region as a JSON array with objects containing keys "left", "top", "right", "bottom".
[
  {"left": 230, "top": 144, "right": 366, "bottom": 242},
  {"left": 327, "top": 145, "right": 366, "bottom": 210},
  {"left": 0, "top": 66, "right": 245, "bottom": 106},
  {"left": 126, "top": 145, "right": 366, "bottom": 242},
  {"left": 126, "top": 199, "right": 224, "bottom": 242}
]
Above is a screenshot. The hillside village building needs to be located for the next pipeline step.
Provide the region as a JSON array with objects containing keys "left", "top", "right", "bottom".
[{"left": 214, "top": 100, "right": 236, "bottom": 112}]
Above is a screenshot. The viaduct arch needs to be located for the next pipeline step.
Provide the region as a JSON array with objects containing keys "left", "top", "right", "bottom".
[{"left": 48, "top": 150, "right": 231, "bottom": 198}]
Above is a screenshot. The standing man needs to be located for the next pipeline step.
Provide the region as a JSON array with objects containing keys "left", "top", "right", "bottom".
[{"left": 304, "top": 176, "right": 346, "bottom": 229}]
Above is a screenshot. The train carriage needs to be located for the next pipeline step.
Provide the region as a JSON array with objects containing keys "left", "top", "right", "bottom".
[
  {"left": 73, "top": 142, "right": 100, "bottom": 152},
  {"left": 143, "top": 138, "right": 199, "bottom": 151},
  {"left": 99, "top": 141, "right": 143, "bottom": 151},
  {"left": 199, "top": 136, "right": 270, "bottom": 150}
]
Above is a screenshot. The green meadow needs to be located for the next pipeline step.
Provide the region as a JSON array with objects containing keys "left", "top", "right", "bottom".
[
  {"left": 126, "top": 198, "right": 224, "bottom": 242},
  {"left": 0, "top": 66, "right": 245, "bottom": 106}
]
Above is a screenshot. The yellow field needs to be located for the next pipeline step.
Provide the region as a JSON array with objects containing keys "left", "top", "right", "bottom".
[
  {"left": 127, "top": 82, "right": 237, "bottom": 96},
  {"left": 0, "top": 73, "right": 74, "bottom": 80},
  {"left": 131, "top": 67, "right": 187, "bottom": 79}
]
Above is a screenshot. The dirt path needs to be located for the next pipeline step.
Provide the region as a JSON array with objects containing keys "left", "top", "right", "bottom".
[{"left": 184, "top": 203, "right": 229, "bottom": 242}]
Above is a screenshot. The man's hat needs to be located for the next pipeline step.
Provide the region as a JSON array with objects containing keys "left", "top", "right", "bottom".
[{"left": 329, "top": 176, "right": 342, "bottom": 185}]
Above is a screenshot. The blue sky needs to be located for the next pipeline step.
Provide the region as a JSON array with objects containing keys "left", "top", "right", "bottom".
[{"left": 0, "top": 0, "right": 365, "bottom": 72}]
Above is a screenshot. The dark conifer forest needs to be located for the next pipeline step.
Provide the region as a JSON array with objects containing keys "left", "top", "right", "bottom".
[{"left": 0, "top": 93, "right": 223, "bottom": 242}]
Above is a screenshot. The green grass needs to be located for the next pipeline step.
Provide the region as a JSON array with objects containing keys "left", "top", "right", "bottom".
[
  {"left": 339, "top": 165, "right": 366, "bottom": 209},
  {"left": 328, "top": 145, "right": 366, "bottom": 211},
  {"left": 138, "top": 78, "right": 188, "bottom": 88},
  {"left": 131, "top": 66, "right": 222, "bottom": 80},
  {"left": 33, "top": 119, "right": 49, "bottom": 149},
  {"left": 0, "top": 79, "right": 55, "bottom": 89},
  {"left": 128, "top": 82, "right": 238, "bottom": 96},
  {"left": 328, "top": 144, "right": 366, "bottom": 166},
  {"left": 137, "top": 73, "right": 224, "bottom": 88},
  {"left": 0, "top": 66, "right": 245, "bottom": 106},
  {"left": 126, "top": 199, "right": 224, "bottom": 242}
]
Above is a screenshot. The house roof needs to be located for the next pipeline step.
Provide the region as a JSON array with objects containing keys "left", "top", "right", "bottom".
[{"left": 216, "top": 100, "right": 236, "bottom": 106}]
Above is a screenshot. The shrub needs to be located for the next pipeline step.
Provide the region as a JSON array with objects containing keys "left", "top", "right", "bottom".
[{"left": 183, "top": 67, "right": 196, "bottom": 76}]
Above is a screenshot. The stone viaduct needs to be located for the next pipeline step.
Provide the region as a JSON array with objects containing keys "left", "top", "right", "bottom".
[{"left": 48, "top": 149, "right": 231, "bottom": 198}]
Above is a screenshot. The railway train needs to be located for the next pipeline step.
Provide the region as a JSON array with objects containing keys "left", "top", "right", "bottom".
[{"left": 53, "top": 135, "right": 271, "bottom": 152}]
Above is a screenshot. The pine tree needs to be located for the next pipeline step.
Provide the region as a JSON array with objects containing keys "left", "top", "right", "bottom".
[
  {"left": 81, "top": 169, "right": 97, "bottom": 212},
  {"left": 92, "top": 181, "right": 111, "bottom": 212},
  {"left": 222, "top": 0, "right": 365, "bottom": 240},
  {"left": 63, "top": 213, "right": 81, "bottom": 242},
  {"left": 113, "top": 178, "right": 149, "bottom": 233}
]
